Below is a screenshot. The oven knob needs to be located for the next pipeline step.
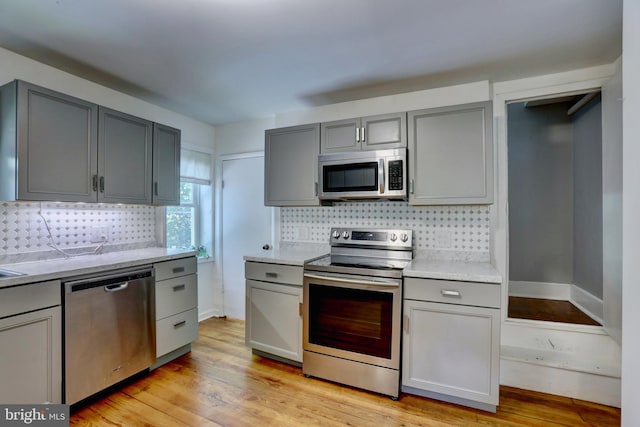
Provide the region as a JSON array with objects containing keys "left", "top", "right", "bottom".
[
  {"left": 390, "top": 233, "right": 397, "bottom": 242},
  {"left": 400, "top": 233, "right": 409, "bottom": 242},
  {"left": 332, "top": 230, "right": 341, "bottom": 239},
  {"left": 342, "top": 231, "right": 350, "bottom": 239}
]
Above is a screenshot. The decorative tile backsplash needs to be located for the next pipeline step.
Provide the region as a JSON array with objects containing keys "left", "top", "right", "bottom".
[
  {"left": 281, "top": 201, "right": 491, "bottom": 256},
  {"left": 0, "top": 201, "right": 157, "bottom": 256}
]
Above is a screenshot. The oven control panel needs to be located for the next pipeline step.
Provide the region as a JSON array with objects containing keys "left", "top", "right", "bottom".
[{"left": 330, "top": 227, "right": 412, "bottom": 249}]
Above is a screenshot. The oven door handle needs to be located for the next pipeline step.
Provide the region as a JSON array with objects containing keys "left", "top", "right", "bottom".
[{"left": 304, "top": 273, "right": 399, "bottom": 287}]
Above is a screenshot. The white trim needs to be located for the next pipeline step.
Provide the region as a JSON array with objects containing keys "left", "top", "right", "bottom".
[
  {"left": 198, "top": 308, "right": 219, "bottom": 322},
  {"left": 508, "top": 281, "right": 570, "bottom": 300},
  {"left": 500, "top": 356, "right": 620, "bottom": 408},
  {"left": 570, "top": 285, "right": 604, "bottom": 325}
]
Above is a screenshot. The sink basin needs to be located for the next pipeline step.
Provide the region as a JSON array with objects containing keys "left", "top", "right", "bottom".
[{"left": 0, "top": 268, "right": 25, "bottom": 278}]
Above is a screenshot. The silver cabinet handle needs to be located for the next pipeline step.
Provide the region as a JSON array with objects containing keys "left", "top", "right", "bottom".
[
  {"left": 314, "top": 182, "right": 318, "bottom": 197},
  {"left": 92, "top": 175, "right": 98, "bottom": 192},
  {"left": 265, "top": 272, "right": 278, "bottom": 278},
  {"left": 355, "top": 127, "right": 360, "bottom": 142},
  {"left": 361, "top": 126, "right": 365, "bottom": 142},
  {"left": 172, "top": 267, "right": 185, "bottom": 274},
  {"left": 104, "top": 282, "right": 128, "bottom": 292},
  {"left": 99, "top": 176, "right": 105, "bottom": 193},
  {"left": 172, "top": 284, "right": 186, "bottom": 292},
  {"left": 154, "top": 182, "right": 159, "bottom": 196},
  {"left": 441, "top": 289, "right": 461, "bottom": 297},
  {"left": 173, "top": 320, "right": 186, "bottom": 328},
  {"left": 410, "top": 179, "right": 415, "bottom": 194}
]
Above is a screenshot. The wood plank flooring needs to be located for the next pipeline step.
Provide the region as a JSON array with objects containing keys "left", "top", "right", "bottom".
[
  {"left": 70, "top": 317, "right": 619, "bottom": 426},
  {"left": 508, "top": 296, "right": 601, "bottom": 326}
]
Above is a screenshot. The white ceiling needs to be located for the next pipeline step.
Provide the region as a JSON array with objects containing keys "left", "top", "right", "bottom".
[{"left": 0, "top": 0, "right": 622, "bottom": 125}]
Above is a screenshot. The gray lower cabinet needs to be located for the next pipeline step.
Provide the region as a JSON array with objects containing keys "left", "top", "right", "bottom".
[
  {"left": 152, "top": 124, "right": 181, "bottom": 206},
  {"left": 408, "top": 101, "right": 493, "bottom": 205},
  {"left": 265, "top": 123, "right": 320, "bottom": 206},
  {"left": 0, "top": 79, "right": 181, "bottom": 205},
  {"left": 245, "top": 262, "right": 303, "bottom": 364},
  {"left": 98, "top": 107, "right": 153, "bottom": 204},
  {"left": 321, "top": 112, "right": 407, "bottom": 153},
  {"left": 153, "top": 257, "right": 198, "bottom": 367},
  {"left": 402, "top": 277, "right": 500, "bottom": 411},
  {"left": 0, "top": 280, "right": 62, "bottom": 404}
]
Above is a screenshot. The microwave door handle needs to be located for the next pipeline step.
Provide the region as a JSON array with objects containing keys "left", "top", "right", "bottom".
[{"left": 379, "top": 158, "right": 385, "bottom": 194}]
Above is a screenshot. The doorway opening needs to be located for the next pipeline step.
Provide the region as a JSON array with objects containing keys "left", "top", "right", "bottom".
[{"left": 506, "top": 90, "right": 603, "bottom": 326}]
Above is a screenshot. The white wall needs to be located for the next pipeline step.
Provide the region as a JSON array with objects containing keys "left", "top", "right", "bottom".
[
  {"left": 0, "top": 46, "right": 219, "bottom": 321},
  {"left": 622, "top": 0, "right": 640, "bottom": 424},
  {"left": 276, "top": 81, "right": 490, "bottom": 126}
]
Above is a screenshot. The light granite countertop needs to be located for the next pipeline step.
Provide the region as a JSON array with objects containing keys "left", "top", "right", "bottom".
[
  {"left": 403, "top": 256, "right": 502, "bottom": 284},
  {"left": 244, "top": 242, "right": 329, "bottom": 266},
  {"left": 0, "top": 247, "right": 197, "bottom": 289}
]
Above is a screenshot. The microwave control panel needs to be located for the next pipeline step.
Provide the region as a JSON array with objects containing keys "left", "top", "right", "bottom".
[{"left": 388, "top": 160, "right": 404, "bottom": 190}]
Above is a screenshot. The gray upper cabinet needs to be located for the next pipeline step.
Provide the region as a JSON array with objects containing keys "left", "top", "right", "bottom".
[
  {"left": 152, "top": 123, "right": 181, "bottom": 206},
  {"left": 0, "top": 80, "right": 99, "bottom": 203},
  {"left": 265, "top": 123, "right": 320, "bottom": 206},
  {"left": 98, "top": 107, "right": 153, "bottom": 204},
  {"left": 408, "top": 101, "right": 493, "bottom": 205},
  {"left": 321, "top": 112, "right": 406, "bottom": 153},
  {"left": 0, "top": 80, "right": 180, "bottom": 205}
]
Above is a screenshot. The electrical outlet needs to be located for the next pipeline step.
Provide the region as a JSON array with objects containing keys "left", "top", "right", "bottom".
[
  {"left": 294, "top": 226, "right": 309, "bottom": 241},
  {"left": 434, "top": 230, "right": 452, "bottom": 248},
  {"left": 90, "top": 226, "right": 109, "bottom": 243}
]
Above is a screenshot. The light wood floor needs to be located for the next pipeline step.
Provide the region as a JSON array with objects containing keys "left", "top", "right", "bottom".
[{"left": 70, "top": 317, "right": 620, "bottom": 426}]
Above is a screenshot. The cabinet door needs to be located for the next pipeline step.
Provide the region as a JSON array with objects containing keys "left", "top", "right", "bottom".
[
  {"left": 265, "top": 124, "right": 320, "bottom": 206},
  {"left": 245, "top": 279, "right": 302, "bottom": 362},
  {"left": 402, "top": 299, "right": 499, "bottom": 405},
  {"left": 321, "top": 118, "right": 361, "bottom": 153},
  {"left": 408, "top": 101, "right": 493, "bottom": 205},
  {"left": 16, "top": 81, "right": 98, "bottom": 202},
  {"left": 98, "top": 107, "right": 153, "bottom": 204},
  {"left": 0, "top": 306, "right": 62, "bottom": 404},
  {"left": 361, "top": 112, "right": 407, "bottom": 150},
  {"left": 153, "top": 123, "right": 181, "bottom": 205}
]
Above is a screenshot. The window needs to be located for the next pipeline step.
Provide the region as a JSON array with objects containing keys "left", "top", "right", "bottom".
[{"left": 165, "top": 148, "right": 212, "bottom": 258}]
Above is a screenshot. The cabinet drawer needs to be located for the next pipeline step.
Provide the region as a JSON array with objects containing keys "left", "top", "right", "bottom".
[
  {"left": 155, "top": 274, "right": 197, "bottom": 320},
  {"left": 0, "top": 280, "right": 61, "bottom": 318},
  {"left": 156, "top": 308, "right": 198, "bottom": 357},
  {"left": 404, "top": 277, "right": 500, "bottom": 308},
  {"left": 154, "top": 257, "right": 197, "bottom": 281},
  {"left": 245, "top": 262, "right": 302, "bottom": 286}
]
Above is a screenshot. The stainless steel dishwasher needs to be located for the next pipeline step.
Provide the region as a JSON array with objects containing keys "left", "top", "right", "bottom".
[{"left": 63, "top": 266, "right": 155, "bottom": 405}]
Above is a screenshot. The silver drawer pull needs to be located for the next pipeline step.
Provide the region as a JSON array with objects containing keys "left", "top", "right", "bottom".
[
  {"left": 265, "top": 272, "right": 278, "bottom": 278},
  {"left": 172, "top": 267, "right": 185, "bottom": 274},
  {"left": 172, "top": 284, "right": 186, "bottom": 292},
  {"left": 173, "top": 320, "right": 187, "bottom": 328},
  {"left": 441, "top": 290, "right": 461, "bottom": 298}
]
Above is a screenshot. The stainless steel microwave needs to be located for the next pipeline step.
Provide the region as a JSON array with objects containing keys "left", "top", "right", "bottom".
[{"left": 318, "top": 148, "right": 407, "bottom": 200}]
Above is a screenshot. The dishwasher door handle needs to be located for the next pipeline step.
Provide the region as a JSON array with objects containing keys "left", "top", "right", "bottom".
[{"left": 104, "top": 282, "right": 129, "bottom": 292}]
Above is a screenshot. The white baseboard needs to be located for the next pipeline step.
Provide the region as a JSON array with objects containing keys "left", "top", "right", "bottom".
[
  {"left": 500, "top": 321, "right": 621, "bottom": 407},
  {"left": 570, "top": 285, "right": 603, "bottom": 325},
  {"left": 508, "top": 280, "right": 570, "bottom": 300},
  {"left": 198, "top": 308, "right": 222, "bottom": 322},
  {"left": 500, "top": 355, "right": 620, "bottom": 407}
]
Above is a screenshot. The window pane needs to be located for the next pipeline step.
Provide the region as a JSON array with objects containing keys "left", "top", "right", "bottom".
[
  {"left": 166, "top": 206, "right": 195, "bottom": 249},
  {"left": 180, "top": 182, "right": 194, "bottom": 204}
]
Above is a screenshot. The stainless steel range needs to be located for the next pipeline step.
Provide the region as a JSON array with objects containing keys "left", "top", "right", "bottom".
[{"left": 303, "top": 227, "right": 413, "bottom": 399}]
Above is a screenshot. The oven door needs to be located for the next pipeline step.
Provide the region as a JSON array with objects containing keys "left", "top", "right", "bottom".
[{"left": 303, "top": 271, "right": 402, "bottom": 370}]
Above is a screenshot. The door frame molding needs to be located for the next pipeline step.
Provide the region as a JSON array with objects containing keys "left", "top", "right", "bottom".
[{"left": 216, "top": 151, "right": 276, "bottom": 316}]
